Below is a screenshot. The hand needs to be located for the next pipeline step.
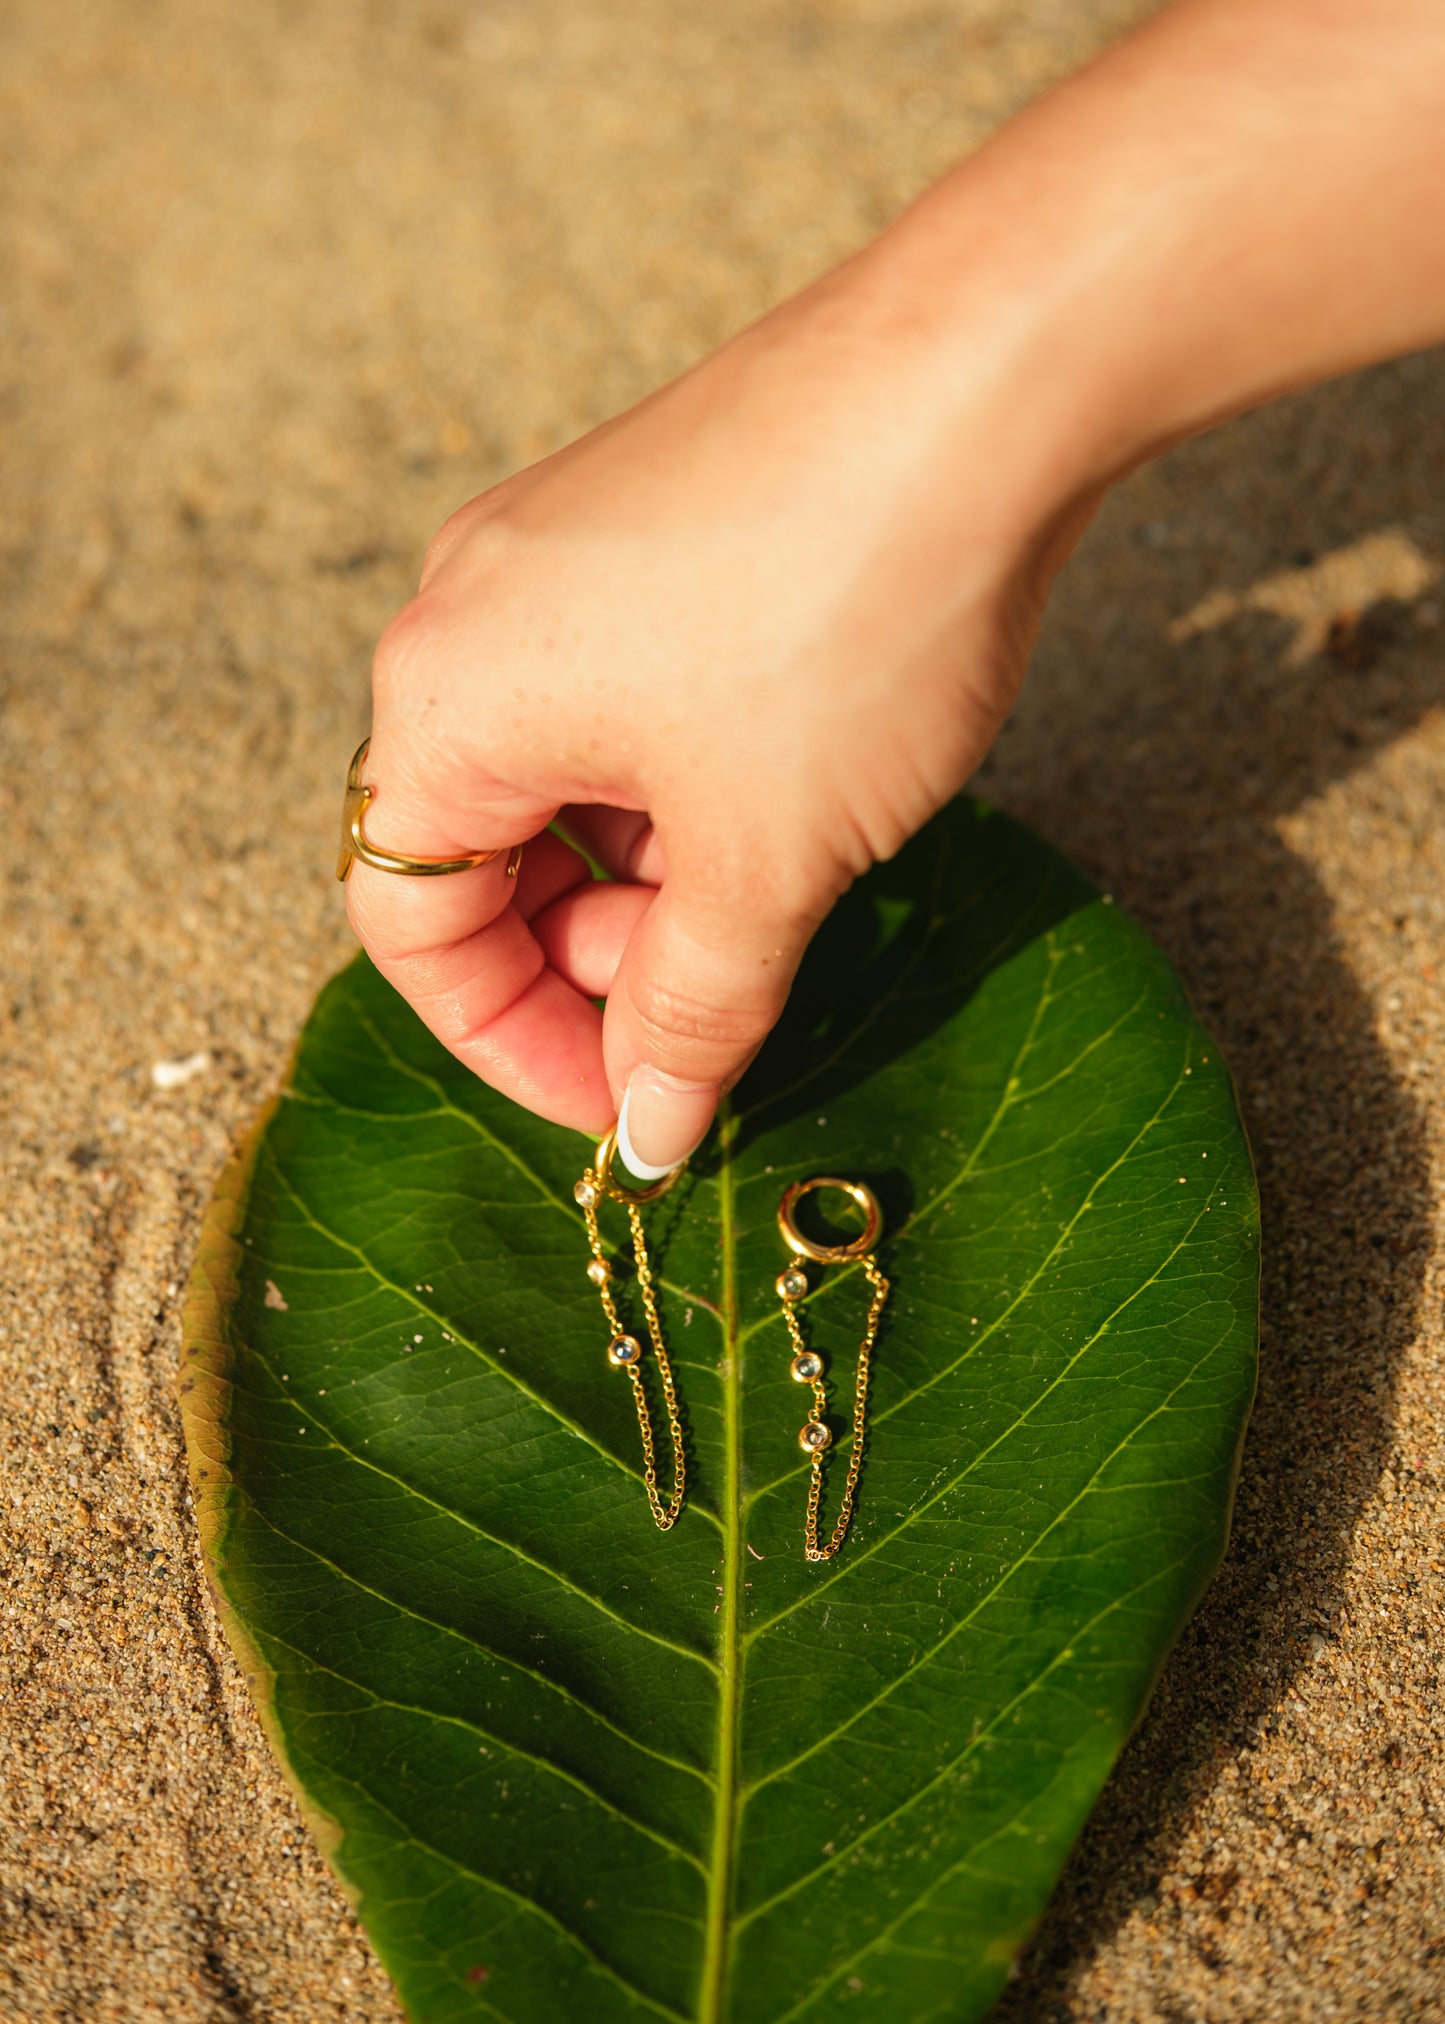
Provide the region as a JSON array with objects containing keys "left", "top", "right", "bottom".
[
  {"left": 345, "top": 275, "right": 1097, "bottom": 1169},
  {"left": 347, "top": 0, "right": 1445, "bottom": 1174}
]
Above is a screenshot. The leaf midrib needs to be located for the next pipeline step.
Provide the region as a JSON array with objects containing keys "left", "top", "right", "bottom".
[
  {"left": 700, "top": 1102, "right": 743, "bottom": 2024},
  {"left": 696, "top": 936, "right": 1177, "bottom": 2021}
]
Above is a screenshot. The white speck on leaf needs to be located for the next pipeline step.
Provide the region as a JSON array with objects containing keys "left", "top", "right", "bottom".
[{"left": 264, "top": 1281, "right": 288, "bottom": 1310}]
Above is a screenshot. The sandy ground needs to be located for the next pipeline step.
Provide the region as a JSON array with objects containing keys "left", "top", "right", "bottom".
[{"left": 3, "top": 1, "right": 1444, "bottom": 2018}]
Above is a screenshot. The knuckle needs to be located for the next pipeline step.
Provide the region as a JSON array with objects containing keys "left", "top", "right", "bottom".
[
  {"left": 371, "top": 594, "right": 444, "bottom": 702},
  {"left": 420, "top": 497, "right": 483, "bottom": 583},
  {"left": 627, "top": 973, "right": 778, "bottom": 1058},
  {"left": 422, "top": 493, "right": 519, "bottom": 586}
]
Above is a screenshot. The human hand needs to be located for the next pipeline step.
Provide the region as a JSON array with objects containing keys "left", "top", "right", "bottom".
[
  {"left": 344, "top": 260, "right": 1101, "bottom": 1173},
  {"left": 347, "top": 0, "right": 1445, "bottom": 1175}
]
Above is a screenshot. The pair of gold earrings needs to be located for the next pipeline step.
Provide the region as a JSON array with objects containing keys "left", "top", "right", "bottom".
[{"left": 572, "top": 1135, "right": 889, "bottom": 1560}]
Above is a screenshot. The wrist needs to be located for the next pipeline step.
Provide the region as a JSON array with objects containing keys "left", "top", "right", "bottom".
[{"left": 825, "top": 0, "right": 1445, "bottom": 510}]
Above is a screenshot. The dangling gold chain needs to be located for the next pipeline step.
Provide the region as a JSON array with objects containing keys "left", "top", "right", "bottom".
[
  {"left": 575, "top": 1163, "right": 686, "bottom": 1530},
  {"left": 778, "top": 1252, "right": 889, "bottom": 1561}
]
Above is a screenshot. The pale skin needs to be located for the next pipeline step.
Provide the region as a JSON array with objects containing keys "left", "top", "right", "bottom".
[{"left": 347, "top": 0, "right": 1445, "bottom": 1176}]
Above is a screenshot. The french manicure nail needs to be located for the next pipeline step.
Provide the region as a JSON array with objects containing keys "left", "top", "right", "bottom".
[{"left": 616, "top": 1069, "right": 717, "bottom": 1180}]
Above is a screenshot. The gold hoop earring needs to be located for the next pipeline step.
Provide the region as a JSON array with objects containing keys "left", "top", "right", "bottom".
[
  {"left": 775, "top": 1177, "right": 889, "bottom": 1562},
  {"left": 574, "top": 1128, "right": 688, "bottom": 1530}
]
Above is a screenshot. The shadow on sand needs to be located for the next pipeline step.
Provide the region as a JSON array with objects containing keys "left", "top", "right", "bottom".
[{"left": 987, "top": 352, "right": 1444, "bottom": 2017}]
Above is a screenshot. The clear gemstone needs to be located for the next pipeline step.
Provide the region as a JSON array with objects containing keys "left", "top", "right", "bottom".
[
  {"left": 776, "top": 1267, "right": 809, "bottom": 1302},
  {"left": 790, "top": 1351, "right": 824, "bottom": 1384},
  {"left": 608, "top": 1334, "right": 642, "bottom": 1367},
  {"left": 799, "top": 1421, "right": 832, "bottom": 1452},
  {"left": 573, "top": 1179, "right": 598, "bottom": 1208},
  {"left": 587, "top": 1258, "right": 612, "bottom": 1287}
]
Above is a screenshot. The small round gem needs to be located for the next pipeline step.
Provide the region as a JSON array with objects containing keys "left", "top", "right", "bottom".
[
  {"left": 587, "top": 1257, "right": 612, "bottom": 1288},
  {"left": 790, "top": 1350, "right": 824, "bottom": 1384},
  {"left": 799, "top": 1420, "right": 832, "bottom": 1452},
  {"left": 573, "top": 1179, "right": 599, "bottom": 1208},
  {"left": 607, "top": 1333, "right": 643, "bottom": 1367},
  {"left": 776, "top": 1267, "right": 809, "bottom": 1302}
]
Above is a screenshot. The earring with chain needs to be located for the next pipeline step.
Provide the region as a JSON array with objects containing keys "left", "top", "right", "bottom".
[
  {"left": 775, "top": 1176, "right": 889, "bottom": 1562},
  {"left": 574, "top": 1129, "right": 688, "bottom": 1530}
]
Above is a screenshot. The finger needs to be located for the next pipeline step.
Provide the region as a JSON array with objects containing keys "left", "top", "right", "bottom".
[
  {"left": 509, "top": 829, "right": 597, "bottom": 924},
  {"left": 601, "top": 861, "right": 820, "bottom": 1178},
  {"left": 356, "top": 869, "right": 616, "bottom": 1130},
  {"left": 532, "top": 880, "right": 656, "bottom": 1000},
  {"left": 461, "top": 963, "right": 617, "bottom": 1131},
  {"left": 344, "top": 699, "right": 613, "bottom": 1128},
  {"left": 555, "top": 805, "right": 665, "bottom": 885}
]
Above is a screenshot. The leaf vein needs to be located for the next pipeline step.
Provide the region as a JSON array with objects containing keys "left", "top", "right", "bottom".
[
  {"left": 256, "top": 1620, "right": 708, "bottom": 1874},
  {"left": 263, "top": 1147, "right": 724, "bottom": 1536}
]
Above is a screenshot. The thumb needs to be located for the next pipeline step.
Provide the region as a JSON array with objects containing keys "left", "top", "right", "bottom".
[{"left": 602, "top": 864, "right": 821, "bottom": 1179}]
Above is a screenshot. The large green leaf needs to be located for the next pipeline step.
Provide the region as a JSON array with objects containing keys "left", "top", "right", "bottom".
[{"left": 182, "top": 798, "right": 1258, "bottom": 2024}]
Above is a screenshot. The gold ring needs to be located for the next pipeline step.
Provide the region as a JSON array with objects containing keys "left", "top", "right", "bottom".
[
  {"left": 336, "top": 739, "right": 525, "bottom": 883},
  {"left": 592, "top": 1126, "right": 690, "bottom": 1206},
  {"left": 777, "top": 1177, "right": 883, "bottom": 1264}
]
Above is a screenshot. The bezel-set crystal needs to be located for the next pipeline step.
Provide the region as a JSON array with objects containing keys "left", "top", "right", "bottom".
[
  {"left": 798, "top": 1420, "right": 832, "bottom": 1452},
  {"left": 789, "top": 1350, "right": 824, "bottom": 1384},
  {"left": 776, "top": 1266, "right": 809, "bottom": 1302},
  {"left": 574, "top": 1178, "right": 599, "bottom": 1208},
  {"left": 607, "top": 1333, "right": 643, "bottom": 1367}
]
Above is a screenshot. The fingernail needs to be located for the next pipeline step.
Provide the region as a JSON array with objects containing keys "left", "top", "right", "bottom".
[{"left": 616, "top": 1068, "right": 717, "bottom": 1180}]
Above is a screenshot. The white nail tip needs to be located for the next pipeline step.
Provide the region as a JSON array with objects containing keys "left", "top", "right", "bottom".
[{"left": 616, "top": 1087, "right": 686, "bottom": 1182}]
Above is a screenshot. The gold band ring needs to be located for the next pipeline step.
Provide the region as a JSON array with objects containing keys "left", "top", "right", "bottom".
[
  {"left": 336, "top": 739, "right": 525, "bottom": 883},
  {"left": 777, "top": 1177, "right": 883, "bottom": 1264},
  {"left": 591, "top": 1126, "right": 690, "bottom": 1206}
]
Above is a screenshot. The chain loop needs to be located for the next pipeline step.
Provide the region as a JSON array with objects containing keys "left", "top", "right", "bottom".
[
  {"left": 778, "top": 1211, "right": 889, "bottom": 1560},
  {"left": 575, "top": 1163, "right": 687, "bottom": 1530}
]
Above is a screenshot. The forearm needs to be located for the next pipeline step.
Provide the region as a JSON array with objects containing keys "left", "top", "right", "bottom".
[{"left": 834, "top": 0, "right": 1445, "bottom": 504}]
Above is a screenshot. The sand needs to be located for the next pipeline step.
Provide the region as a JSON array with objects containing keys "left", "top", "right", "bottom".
[{"left": 2, "top": 0, "right": 1443, "bottom": 2017}]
